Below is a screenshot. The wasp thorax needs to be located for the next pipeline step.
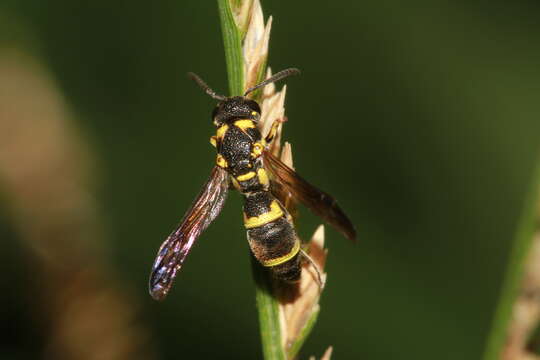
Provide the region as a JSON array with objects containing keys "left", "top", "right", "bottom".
[{"left": 212, "top": 96, "right": 261, "bottom": 126}]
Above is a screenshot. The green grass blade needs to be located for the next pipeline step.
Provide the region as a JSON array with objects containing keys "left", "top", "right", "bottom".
[
  {"left": 252, "top": 259, "right": 286, "bottom": 360},
  {"left": 482, "top": 160, "right": 540, "bottom": 360},
  {"left": 217, "top": 2, "right": 284, "bottom": 358},
  {"left": 217, "top": 0, "right": 244, "bottom": 96}
]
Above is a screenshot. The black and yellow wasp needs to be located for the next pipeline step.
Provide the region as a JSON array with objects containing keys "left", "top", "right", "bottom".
[{"left": 149, "top": 68, "right": 356, "bottom": 300}]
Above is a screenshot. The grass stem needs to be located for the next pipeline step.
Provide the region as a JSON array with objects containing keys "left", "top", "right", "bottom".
[
  {"left": 217, "top": 1, "right": 285, "bottom": 359},
  {"left": 482, "top": 160, "right": 540, "bottom": 359}
]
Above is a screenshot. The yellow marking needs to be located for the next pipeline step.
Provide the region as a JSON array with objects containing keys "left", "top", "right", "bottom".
[
  {"left": 236, "top": 171, "right": 256, "bottom": 181},
  {"left": 234, "top": 119, "right": 256, "bottom": 131},
  {"left": 216, "top": 154, "right": 228, "bottom": 168},
  {"left": 257, "top": 168, "right": 269, "bottom": 187},
  {"left": 216, "top": 124, "right": 228, "bottom": 139},
  {"left": 243, "top": 200, "right": 284, "bottom": 229},
  {"left": 265, "top": 119, "right": 280, "bottom": 144},
  {"left": 262, "top": 240, "right": 301, "bottom": 267},
  {"left": 210, "top": 136, "right": 217, "bottom": 147},
  {"left": 251, "top": 111, "right": 258, "bottom": 116},
  {"left": 251, "top": 142, "right": 264, "bottom": 158},
  {"left": 231, "top": 177, "right": 241, "bottom": 190}
]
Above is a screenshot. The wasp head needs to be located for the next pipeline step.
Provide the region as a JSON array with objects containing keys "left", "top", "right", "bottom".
[
  {"left": 211, "top": 96, "right": 261, "bottom": 126},
  {"left": 188, "top": 68, "right": 299, "bottom": 127}
]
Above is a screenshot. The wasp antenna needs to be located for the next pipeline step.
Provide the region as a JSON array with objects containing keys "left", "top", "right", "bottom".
[
  {"left": 244, "top": 68, "right": 300, "bottom": 97},
  {"left": 300, "top": 248, "right": 325, "bottom": 291},
  {"left": 187, "top": 72, "right": 227, "bottom": 101}
]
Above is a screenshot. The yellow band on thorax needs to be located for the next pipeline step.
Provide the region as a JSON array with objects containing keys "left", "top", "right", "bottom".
[
  {"left": 216, "top": 154, "right": 228, "bottom": 168},
  {"left": 236, "top": 171, "right": 256, "bottom": 181},
  {"left": 216, "top": 124, "right": 228, "bottom": 139},
  {"left": 262, "top": 240, "right": 301, "bottom": 267},
  {"left": 257, "top": 168, "right": 269, "bottom": 187},
  {"left": 243, "top": 200, "right": 283, "bottom": 229},
  {"left": 234, "top": 119, "right": 256, "bottom": 131}
]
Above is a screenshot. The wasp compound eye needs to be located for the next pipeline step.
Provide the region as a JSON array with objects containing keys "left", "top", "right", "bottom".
[
  {"left": 246, "top": 100, "right": 261, "bottom": 115},
  {"left": 211, "top": 105, "right": 219, "bottom": 121}
]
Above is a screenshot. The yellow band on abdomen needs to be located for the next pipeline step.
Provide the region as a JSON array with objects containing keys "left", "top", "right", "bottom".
[
  {"left": 244, "top": 200, "right": 283, "bottom": 229},
  {"left": 262, "top": 240, "right": 301, "bottom": 267}
]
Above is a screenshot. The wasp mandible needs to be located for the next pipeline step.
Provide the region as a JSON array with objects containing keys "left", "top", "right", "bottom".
[{"left": 149, "top": 69, "right": 356, "bottom": 300}]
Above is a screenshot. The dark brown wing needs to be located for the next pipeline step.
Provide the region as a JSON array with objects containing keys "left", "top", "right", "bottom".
[
  {"left": 149, "top": 166, "right": 229, "bottom": 300},
  {"left": 263, "top": 150, "right": 357, "bottom": 242}
]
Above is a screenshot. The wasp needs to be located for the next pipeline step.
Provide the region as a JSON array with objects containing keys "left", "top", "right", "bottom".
[{"left": 149, "top": 68, "right": 356, "bottom": 300}]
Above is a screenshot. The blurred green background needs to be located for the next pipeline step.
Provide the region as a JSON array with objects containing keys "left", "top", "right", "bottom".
[{"left": 1, "top": 1, "right": 540, "bottom": 359}]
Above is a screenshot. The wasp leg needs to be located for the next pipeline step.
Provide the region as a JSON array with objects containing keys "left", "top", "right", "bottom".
[
  {"left": 300, "top": 248, "right": 325, "bottom": 291},
  {"left": 264, "top": 116, "right": 288, "bottom": 145}
]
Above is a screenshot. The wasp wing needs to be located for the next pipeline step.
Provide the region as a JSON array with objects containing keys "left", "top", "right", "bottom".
[
  {"left": 263, "top": 150, "right": 357, "bottom": 242},
  {"left": 149, "top": 166, "right": 229, "bottom": 300}
]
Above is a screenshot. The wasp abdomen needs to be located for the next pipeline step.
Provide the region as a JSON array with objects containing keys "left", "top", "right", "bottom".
[{"left": 243, "top": 192, "right": 301, "bottom": 281}]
